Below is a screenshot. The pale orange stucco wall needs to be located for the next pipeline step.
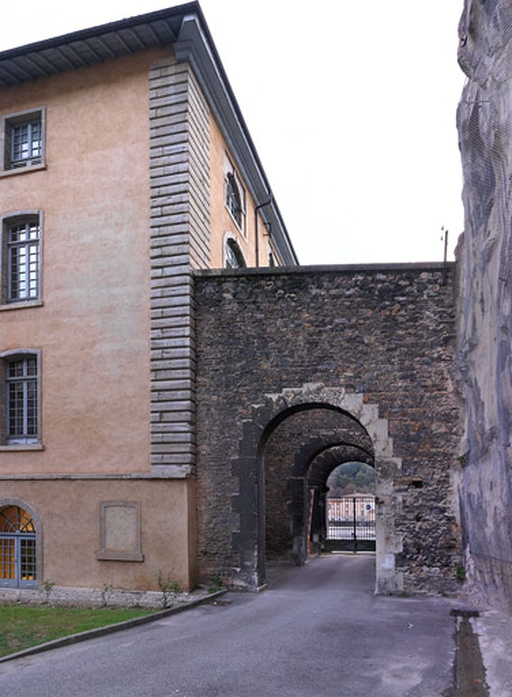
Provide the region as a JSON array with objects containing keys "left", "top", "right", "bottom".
[
  {"left": 0, "top": 51, "right": 172, "bottom": 476},
  {"left": 0, "top": 478, "right": 196, "bottom": 591},
  {"left": 209, "top": 115, "right": 274, "bottom": 268}
]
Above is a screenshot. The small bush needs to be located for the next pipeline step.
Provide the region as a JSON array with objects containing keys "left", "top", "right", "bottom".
[
  {"left": 455, "top": 564, "right": 467, "bottom": 582},
  {"left": 157, "top": 570, "right": 182, "bottom": 608},
  {"left": 208, "top": 575, "right": 223, "bottom": 594}
]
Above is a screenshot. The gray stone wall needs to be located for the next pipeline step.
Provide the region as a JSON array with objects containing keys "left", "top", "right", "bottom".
[
  {"left": 194, "top": 265, "right": 461, "bottom": 594},
  {"left": 457, "top": 0, "right": 512, "bottom": 609}
]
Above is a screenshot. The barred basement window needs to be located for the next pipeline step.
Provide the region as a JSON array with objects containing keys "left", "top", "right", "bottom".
[
  {"left": 2, "top": 109, "right": 44, "bottom": 171},
  {"left": 0, "top": 352, "right": 40, "bottom": 446}
]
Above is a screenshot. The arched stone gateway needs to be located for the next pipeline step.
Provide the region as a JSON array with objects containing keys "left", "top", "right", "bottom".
[
  {"left": 231, "top": 383, "right": 404, "bottom": 593},
  {"left": 194, "top": 265, "right": 461, "bottom": 597}
]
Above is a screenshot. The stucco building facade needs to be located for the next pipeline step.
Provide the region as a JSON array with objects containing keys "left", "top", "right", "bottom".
[{"left": 0, "top": 4, "right": 296, "bottom": 595}]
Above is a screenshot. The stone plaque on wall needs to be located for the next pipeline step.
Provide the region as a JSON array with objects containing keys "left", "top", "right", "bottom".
[{"left": 97, "top": 501, "right": 143, "bottom": 562}]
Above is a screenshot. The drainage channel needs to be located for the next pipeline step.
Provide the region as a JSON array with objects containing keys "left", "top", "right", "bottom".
[{"left": 443, "top": 609, "right": 490, "bottom": 696}]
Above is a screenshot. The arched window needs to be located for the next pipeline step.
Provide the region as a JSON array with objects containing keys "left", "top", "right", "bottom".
[
  {"left": 0, "top": 505, "right": 37, "bottom": 588},
  {"left": 225, "top": 237, "right": 246, "bottom": 269}
]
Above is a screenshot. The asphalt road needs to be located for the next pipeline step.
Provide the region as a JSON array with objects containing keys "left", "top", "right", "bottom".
[{"left": 0, "top": 554, "right": 458, "bottom": 696}]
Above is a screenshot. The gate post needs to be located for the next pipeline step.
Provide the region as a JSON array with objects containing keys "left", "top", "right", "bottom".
[
  {"left": 289, "top": 476, "right": 308, "bottom": 566},
  {"left": 231, "top": 419, "right": 266, "bottom": 589},
  {"left": 374, "top": 457, "right": 404, "bottom": 593},
  {"left": 352, "top": 496, "right": 358, "bottom": 553},
  {"left": 231, "top": 454, "right": 263, "bottom": 588}
]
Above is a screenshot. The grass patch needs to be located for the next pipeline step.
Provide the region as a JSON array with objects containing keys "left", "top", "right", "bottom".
[{"left": 0, "top": 605, "right": 155, "bottom": 658}]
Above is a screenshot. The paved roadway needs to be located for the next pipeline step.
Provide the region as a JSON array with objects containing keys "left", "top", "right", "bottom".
[{"left": 0, "top": 554, "right": 458, "bottom": 696}]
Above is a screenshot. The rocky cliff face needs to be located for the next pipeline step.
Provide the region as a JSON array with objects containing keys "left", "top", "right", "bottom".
[{"left": 457, "top": 0, "right": 512, "bottom": 608}]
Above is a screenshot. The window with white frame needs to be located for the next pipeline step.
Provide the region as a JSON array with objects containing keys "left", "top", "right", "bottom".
[
  {"left": 2, "top": 213, "right": 41, "bottom": 304},
  {"left": 224, "top": 162, "right": 246, "bottom": 234},
  {"left": 0, "top": 352, "right": 40, "bottom": 446},
  {"left": 2, "top": 109, "right": 44, "bottom": 171}
]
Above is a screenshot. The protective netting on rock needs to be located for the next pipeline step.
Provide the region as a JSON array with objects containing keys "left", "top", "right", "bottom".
[{"left": 457, "top": 0, "right": 512, "bottom": 610}]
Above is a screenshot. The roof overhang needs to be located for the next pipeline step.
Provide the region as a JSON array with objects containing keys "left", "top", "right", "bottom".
[{"left": 0, "top": 5, "right": 199, "bottom": 87}]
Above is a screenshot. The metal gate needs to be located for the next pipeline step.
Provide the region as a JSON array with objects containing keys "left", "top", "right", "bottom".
[{"left": 326, "top": 496, "right": 376, "bottom": 552}]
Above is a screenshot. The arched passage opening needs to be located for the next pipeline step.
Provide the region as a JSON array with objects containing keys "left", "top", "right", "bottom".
[
  {"left": 231, "top": 384, "right": 403, "bottom": 593},
  {"left": 263, "top": 405, "right": 375, "bottom": 566}
]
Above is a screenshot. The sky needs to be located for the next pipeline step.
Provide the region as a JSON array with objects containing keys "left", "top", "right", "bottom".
[{"left": 1, "top": 1, "right": 466, "bottom": 265}]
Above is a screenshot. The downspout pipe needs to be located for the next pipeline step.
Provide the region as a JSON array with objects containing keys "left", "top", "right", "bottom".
[{"left": 255, "top": 193, "right": 273, "bottom": 267}]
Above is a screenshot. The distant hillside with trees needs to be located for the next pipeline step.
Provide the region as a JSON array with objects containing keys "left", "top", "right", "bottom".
[{"left": 326, "top": 462, "right": 376, "bottom": 497}]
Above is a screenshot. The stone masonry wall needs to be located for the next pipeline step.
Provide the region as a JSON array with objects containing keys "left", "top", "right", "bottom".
[{"left": 194, "top": 264, "right": 462, "bottom": 594}]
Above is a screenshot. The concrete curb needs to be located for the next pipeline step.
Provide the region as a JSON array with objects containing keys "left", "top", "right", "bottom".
[{"left": 0, "top": 589, "right": 228, "bottom": 663}]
